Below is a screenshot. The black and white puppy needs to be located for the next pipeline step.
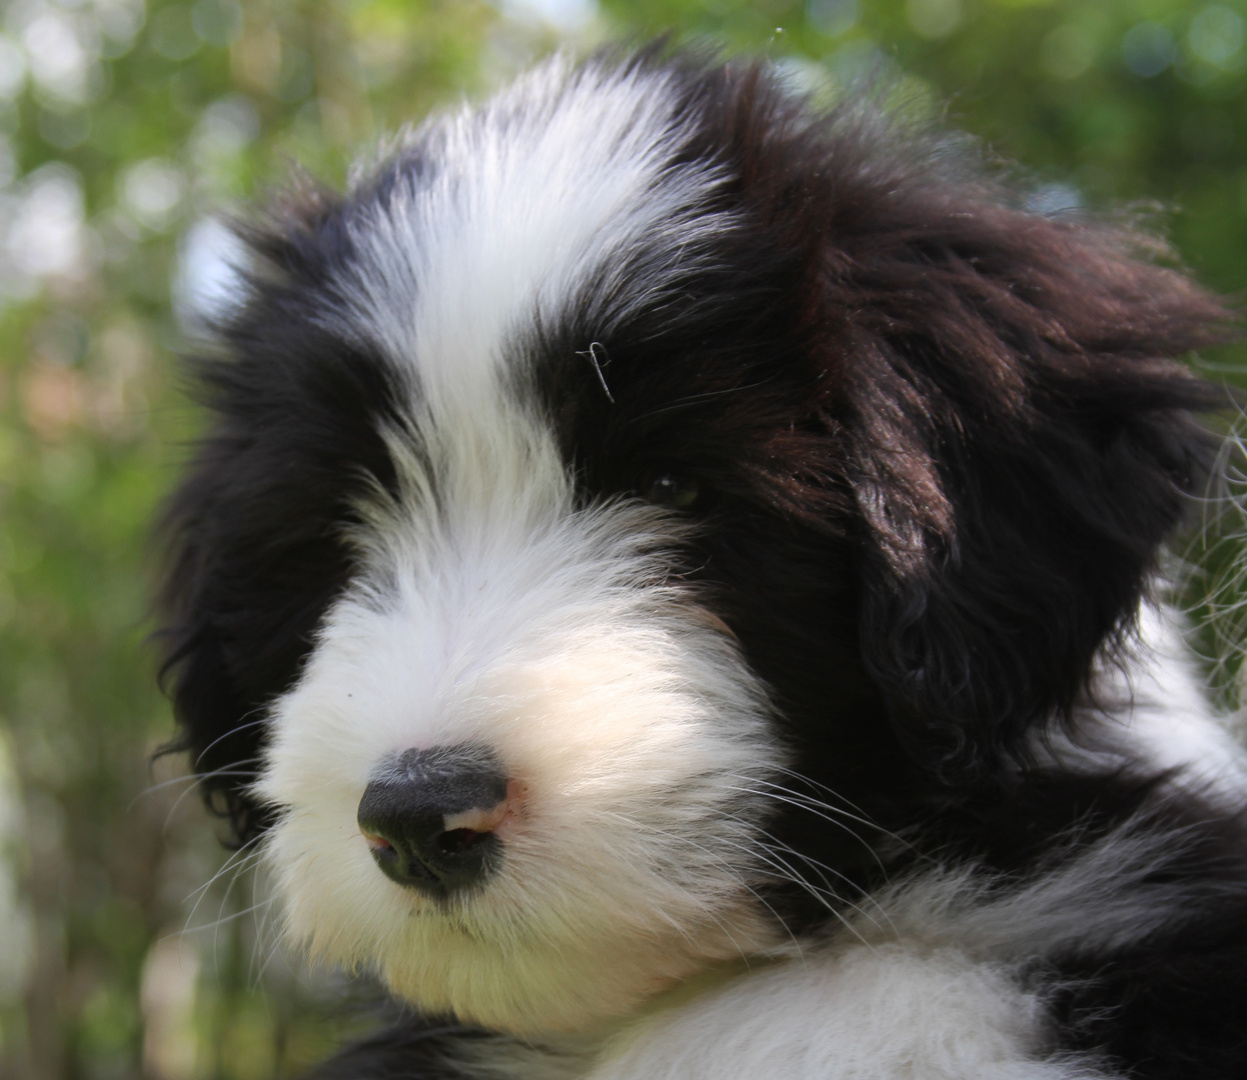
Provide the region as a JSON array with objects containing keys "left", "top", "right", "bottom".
[{"left": 158, "top": 47, "right": 1247, "bottom": 1079}]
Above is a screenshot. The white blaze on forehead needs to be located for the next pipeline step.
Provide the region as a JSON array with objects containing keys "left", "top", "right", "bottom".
[
  {"left": 251, "top": 58, "right": 783, "bottom": 1034},
  {"left": 337, "top": 56, "right": 730, "bottom": 420}
]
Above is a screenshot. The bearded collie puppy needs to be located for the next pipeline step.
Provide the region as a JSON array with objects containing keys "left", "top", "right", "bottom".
[{"left": 157, "top": 46, "right": 1247, "bottom": 1079}]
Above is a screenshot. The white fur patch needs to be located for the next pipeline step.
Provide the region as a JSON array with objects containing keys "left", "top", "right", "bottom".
[
  {"left": 1046, "top": 604, "right": 1247, "bottom": 801},
  {"left": 335, "top": 55, "right": 732, "bottom": 407},
  {"left": 584, "top": 947, "right": 1108, "bottom": 1080},
  {"left": 1113, "top": 605, "right": 1247, "bottom": 795},
  {"left": 256, "top": 426, "right": 784, "bottom": 1034}
]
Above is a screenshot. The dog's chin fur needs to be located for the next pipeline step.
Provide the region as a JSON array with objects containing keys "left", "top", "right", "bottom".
[{"left": 158, "top": 46, "right": 1247, "bottom": 1080}]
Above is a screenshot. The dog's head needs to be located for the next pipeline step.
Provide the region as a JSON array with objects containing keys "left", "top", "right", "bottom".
[{"left": 158, "top": 50, "right": 1230, "bottom": 1034}]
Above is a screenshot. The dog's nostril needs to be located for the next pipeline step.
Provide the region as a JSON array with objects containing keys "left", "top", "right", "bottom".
[
  {"left": 438, "top": 827, "right": 487, "bottom": 855},
  {"left": 357, "top": 745, "right": 510, "bottom": 898}
]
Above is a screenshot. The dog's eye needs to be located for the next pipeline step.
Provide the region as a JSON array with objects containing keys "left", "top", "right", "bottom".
[{"left": 643, "top": 473, "right": 702, "bottom": 511}]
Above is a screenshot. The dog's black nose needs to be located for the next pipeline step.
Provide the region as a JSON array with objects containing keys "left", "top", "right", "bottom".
[{"left": 357, "top": 746, "right": 510, "bottom": 898}]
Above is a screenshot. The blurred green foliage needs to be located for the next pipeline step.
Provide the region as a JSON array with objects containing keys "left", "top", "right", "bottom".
[{"left": 1, "top": 0, "right": 1245, "bottom": 1077}]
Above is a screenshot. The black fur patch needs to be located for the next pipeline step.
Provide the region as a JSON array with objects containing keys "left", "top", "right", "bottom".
[{"left": 157, "top": 187, "right": 407, "bottom": 840}]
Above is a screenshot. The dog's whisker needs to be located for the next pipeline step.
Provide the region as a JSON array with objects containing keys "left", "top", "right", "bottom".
[
  {"left": 250, "top": 932, "right": 287, "bottom": 994},
  {"left": 184, "top": 855, "right": 262, "bottom": 930},
  {"left": 162, "top": 760, "right": 266, "bottom": 832},
  {"left": 212, "top": 855, "right": 255, "bottom": 963},
  {"left": 599, "top": 810, "right": 805, "bottom": 960},
  {"left": 182, "top": 835, "right": 264, "bottom": 911},
  {"left": 249, "top": 886, "right": 289, "bottom": 992},
  {"left": 745, "top": 769, "right": 919, "bottom": 852},
  {"left": 730, "top": 772, "right": 926, "bottom": 861},
  {"left": 131, "top": 759, "right": 265, "bottom": 816},
  {"left": 181, "top": 894, "right": 276, "bottom": 938},
  {"left": 743, "top": 825, "right": 897, "bottom": 938},
  {"left": 720, "top": 809, "right": 873, "bottom": 894},
  {"left": 718, "top": 807, "right": 883, "bottom": 898},
  {"left": 720, "top": 783, "right": 890, "bottom": 873},
  {"left": 192, "top": 715, "right": 272, "bottom": 768},
  {"left": 729, "top": 833, "right": 877, "bottom": 951}
]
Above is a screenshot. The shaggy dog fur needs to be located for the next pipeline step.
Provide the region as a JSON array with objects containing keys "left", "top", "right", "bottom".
[{"left": 157, "top": 47, "right": 1247, "bottom": 1079}]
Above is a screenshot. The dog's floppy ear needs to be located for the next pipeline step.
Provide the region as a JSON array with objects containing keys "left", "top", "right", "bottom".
[
  {"left": 815, "top": 162, "right": 1233, "bottom": 778},
  {"left": 156, "top": 194, "right": 401, "bottom": 842}
]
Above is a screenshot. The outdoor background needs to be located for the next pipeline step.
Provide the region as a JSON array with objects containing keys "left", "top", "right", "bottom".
[{"left": 3, "top": 0, "right": 1247, "bottom": 1077}]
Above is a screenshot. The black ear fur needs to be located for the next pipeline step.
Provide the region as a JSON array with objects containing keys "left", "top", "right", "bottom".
[
  {"left": 819, "top": 183, "right": 1234, "bottom": 778},
  {"left": 156, "top": 190, "right": 403, "bottom": 843}
]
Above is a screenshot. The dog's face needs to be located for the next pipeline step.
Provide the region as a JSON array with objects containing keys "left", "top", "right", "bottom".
[{"left": 159, "top": 52, "right": 1227, "bottom": 1036}]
